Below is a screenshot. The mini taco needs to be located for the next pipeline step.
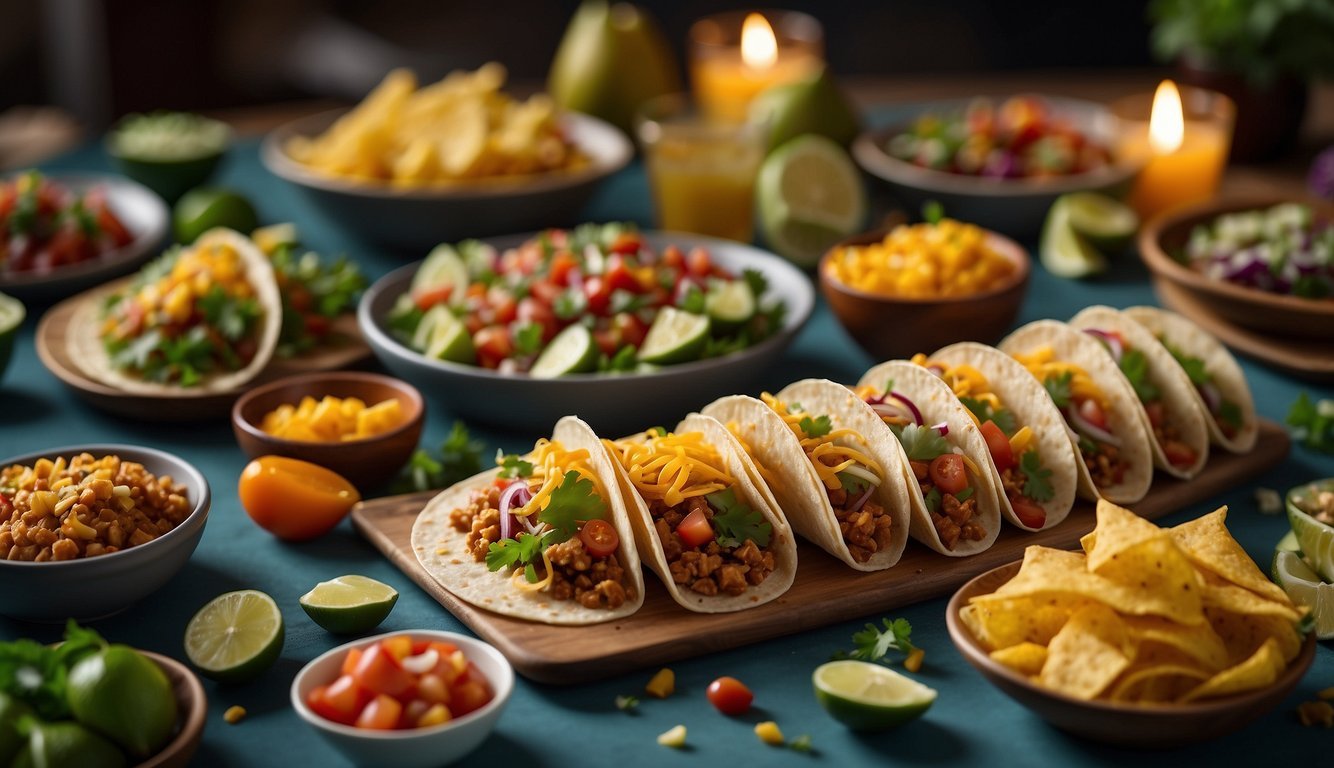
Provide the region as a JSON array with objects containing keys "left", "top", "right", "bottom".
[
  {"left": 702, "top": 381, "right": 912, "bottom": 570},
  {"left": 601, "top": 414, "right": 797, "bottom": 613},
  {"left": 912, "top": 342, "right": 1080, "bottom": 532},
  {"left": 1070, "top": 306, "right": 1211, "bottom": 478},
  {"left": 999, "top": 320, "right": 1154, "bottom": 504},
  {"left": 69, "top": 227, "right": 282, "bottom": 392},
  {"left": 411, "top": 416, "right": 644, "bottom": 625},
  {"left": 1122, "top": 306, "right": 1257, "bottom": 453},
  {"left": 854, "top": 362, "right": 1003, "bottom": 556}
]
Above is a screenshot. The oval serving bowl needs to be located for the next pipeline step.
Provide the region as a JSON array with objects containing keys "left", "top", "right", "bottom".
[
  {"left": 138, "top": 651, "right": 207, "bottom": 768},
  {"left": 852, "top": 96, "right": 1140, "bottom": 237},
  {"left": 262, "top": 109, "right": 633, "bottom": 251},
  {"left": 0, "top": 444, "right": 210, "bottom": 622},
  {"left": 358, "top": 230, "right": 815, "bottom": 434},
  {"left": 0, "top": 174, "right": 169, "bottom": 303},
  {"left": 946, "top": 560, "right": 1316, "bottom": 749},
  {"left": 1139, "top": 197, "right": 1334, "bottom": 342}
]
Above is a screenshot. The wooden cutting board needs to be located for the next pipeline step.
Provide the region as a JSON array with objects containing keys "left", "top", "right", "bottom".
[{"left": 353, "top": 421, "right": 1290, "bottom": 684}]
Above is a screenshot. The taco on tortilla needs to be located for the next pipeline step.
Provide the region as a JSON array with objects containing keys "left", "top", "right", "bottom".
[
  {"left": 999, "top": 320, "right": 1155, "bottom": 504},
  {"left": 702, "top": 379, "right": 912, "bottom": 570},
  {"left": 1070, "top": 305, "right": 1211, "bottom": 478},
  {"left": 854, "top": 362, "right": 1003, "bottom": 556},
  {"left": 70, "top": 227, "right": 282, "bottom": 392},
  {"left": 1122, "top": 306, "right": 1257, "bottom": 453},
  {"left": 910, "top": 342, "right": 1080, "bottom": 532},
  {"left": 411, "top": 416, "right": 644, "bottom": 626},
  {"left": 601, "top": 413, "right": 797, "bottom": 613}
]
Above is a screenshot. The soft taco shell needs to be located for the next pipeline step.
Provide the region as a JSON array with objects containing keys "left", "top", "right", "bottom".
[
  {"left": 411, "top": 416, "right": 644, "bottom": 626},
  {"left": 930, "top": 341, "right": 1080, "bottom": 531},
  {"left": 1122, "top": 306, "right": 1257, "bottom": 453},
  {"left": 855, "top": 363, "right": 1003, "bottom": 556},
  {"left": 703, "top": 389, "right": 912, "bottom": 571},
  {"left": 999, "top": 320, "right": 1155, "bottom": 504},
  {"left": 68, "top": 227, "right": 282, "bottom": 394},
  {"left": 601, "top": 413, "right": 797, "bottom": 613},
  {"left": 1069, "top": 306, "right": 1210, "bottom": 479}
]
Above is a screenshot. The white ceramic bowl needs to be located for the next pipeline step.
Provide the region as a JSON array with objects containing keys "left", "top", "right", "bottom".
[{"left": 291, "top": 630, "right": 515, "bottom": 768}]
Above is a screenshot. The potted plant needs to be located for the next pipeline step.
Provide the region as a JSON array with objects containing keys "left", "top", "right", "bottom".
[{"left": 1149, "top": 0, "right": 1334, "bottom": 161}]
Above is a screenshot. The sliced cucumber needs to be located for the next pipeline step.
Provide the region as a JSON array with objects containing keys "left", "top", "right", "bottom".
[
  {"left": 530, "top": 324, "right": 598, "bottom": 378},
  {"left": 414, "top": 305, "right": 475, "bottom": 364},
  {"left": 411, "top": 244, "right": 470, "bottom": 304},
  {"left": 705, "top": 278, "right": 756, "bottom": 331},
  {"left": 639, "top": 307, "right": 710, "bottom": 365}
]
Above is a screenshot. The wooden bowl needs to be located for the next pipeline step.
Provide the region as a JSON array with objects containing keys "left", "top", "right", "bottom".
[
  {"left": 1139, "top": 197, "right": 1334, "bottom": 341},
  {"left": 231, "top": 371, "right": 425, "bottom": 492},
  {"left": 138, "top": 651, "right": 207, "bottom": 768},
  {"left": 946, "top": 561, "right": 1317, "bottom": 749},
  {"left": 819, "top": 228, "right": 1030, "bottom": 362}
]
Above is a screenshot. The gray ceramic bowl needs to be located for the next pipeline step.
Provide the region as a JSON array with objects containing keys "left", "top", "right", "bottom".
[
  {"left": 261, "top": 109, "right": 633, "bottom": 251},
  {"left": 358, "top": 231, "right": 815, "bottom": 434},
  {"left": 0, "top": 444, "right": 210, "bottom": 622},
  {"left": 852, "top": 97, "right": 1141, "bottom": 237}
]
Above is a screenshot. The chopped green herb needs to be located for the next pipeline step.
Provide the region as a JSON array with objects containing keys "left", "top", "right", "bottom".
[
  {"left": 497, "top": 453, "right": 535, "bottom": 479},
  {"left": 892, "top": 423, "right": 953, "bottom": 461},
  {"left": 1117, "top": 348, "right": 1160, "bottom": 403},
  {"left": 1043, "top": 371, "right": 1073, "bottom": 408},
  {"left": 512, "top": 322, "right": 544, "bottom": 356},
  {"left": 707, "top": 488, "right": 772, "bottom": 548},
  {"left": 954, "top": 486, "right": 974, "bottom": 503},
  {"left": 538, "top": 471, "right": 607, "bottom": 542},
  {"left": 799, "top": 414, "right": 833, "bottom": 438},
  {"left": 1020, "top": 450, "right": 1055, "bottom": 501},
  {"left": 923, "top": 487, "right": 942, "bottom": 513},
  {"left": 789, "top": 734, "right": 814, "bottom": 753},
  {"left": 1287, "top": 392, "right": 1334, "bottom": 453},
  {"left": 836, "top": 470, "right": 871, "bottom": 497},
  {"left": 485, "top": 532, "right": 551, "bottom": 573},
  {"left": 615, "top": 694, "right": 640, "bottom": 712},
  {"left": 834, "top": 617, "right": 917, "bottom": 665},
  {"left": 959, "top": 397, "right": 1018, "bottom": 435}
]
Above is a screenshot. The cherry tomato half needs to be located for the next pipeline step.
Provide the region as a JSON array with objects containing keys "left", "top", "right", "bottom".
[
  {"left": 979, "top": 420, "right": 1014, "bottom": 471},
  {"left": 1162, "top": 440, "right": 1197, "bottom": 469},
  {"left": 706, "top": 677, "right": 753, "bottom": 715},
  {"left": 238, "top": 456, "right": 360, "bottom": 541},
  {"left": 929, "top": 454, "right": 968, "bottom": 496},
  {"left": 675, "top": 508, "right": 714, "bottom": 549},
  {"left": 1009, "top": 497, "right": 1047, "bottom": 529},
  {"left": 579, "top": 519, "right": 620, "bottom": 558}
]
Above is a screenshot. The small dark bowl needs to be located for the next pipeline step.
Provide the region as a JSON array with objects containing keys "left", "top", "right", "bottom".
[
  {"left": 108, "top": 151, "right": 226, "bottom": 205},
  {"left": 820, "top": 227, "right": 1030, "bottom": 361},
  {"left": 138, "top": 651, "right": 207, "bottom": 768},
  {"left": 946, "top": 560, "right": 1317, "bottom": 749},
  {"left": 231, "top": 371, "right": 425, "bottom": 491}
]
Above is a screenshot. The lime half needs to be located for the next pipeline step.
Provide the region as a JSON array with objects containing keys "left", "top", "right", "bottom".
[
  {"left": 1271, "top": 550, "right": 1334, "bottom": 640},
  {"left": 1040, "top": 198, "right": 1106, "bottom": 279},
  {"left": 1289, "top": 499, "right": 1334, "bottom": 583},
  {"left": 173, "top": 187, "right": 258, "bottom": 244},
  {"left": 704, "top": 278, "right": 756, "bottom": 331},
  {"left": 413, "top": 305, "right": 475, "bottom": 364},
  {"left": 813, "top": 660, "right": 936, "bottom": 730},
  {"left": 411, "top": 244, "right": 470, "bottom": 304},
  {"left": 184, "top": 590, "right": 284, "bottom": 683},
  {"left": 0, "top": 292, "right": 25, "bottom": 380},
  {"left": 639, "top": 307, "right": 710, "bottom": 365},
  {"left": 1060, "top": 192, "right": 1138, "bottom": 252},
  {"left": 530, "top": 324, "right": 597, "bottom": 378},
  {"left": 299, "top": 575, "right": 399, "bottom": 634},
  {"left": 1276, "top": 530, "right": 1301, "bottom": 555},
  {"left": 756, "top": 135, "right": 866, "bottom": 267}
]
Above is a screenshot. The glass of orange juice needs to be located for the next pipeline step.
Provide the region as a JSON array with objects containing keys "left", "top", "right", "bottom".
[{"left": 636, "top": 95, "right": 766, "bottom": 243}]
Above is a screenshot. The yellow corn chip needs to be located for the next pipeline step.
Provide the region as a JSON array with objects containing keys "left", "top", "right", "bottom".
[
  {"left": 990, "top": 642, "right": 1049, "bottom": 676},
  {"left": 1200, "top": 572, "right": 1303, "bottom": 623},
  {"left": 1109, "top": 663, "right": 1212, "bottom": 703},
  {"left": 1039, "top": 604, "right": 1132, "bottom": 700},
  {"left": 1122, "top": 615, "right": 1230, "bottom": 672},
  {"left": 1170, "top": 508, "right": 1291, "bottom": 605},
  {"left": 961, "top": 596, "right": 1086, "bottom": 651},
  {"left": 1082, "top": 499, "right": 1169, "bottom": 571},
  {"left": 1180, "top": 637, "right": 1286, "bottom": 703},
  {"left": 1206, "top": 607, "right": 1305, "bottom": 665}
]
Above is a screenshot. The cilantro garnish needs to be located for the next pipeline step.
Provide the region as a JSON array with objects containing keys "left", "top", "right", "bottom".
[
  {"left": 599, "top": 345, "right": 638, "bottom": 373},
  {"left": 1287, "top": 392, "right": 1334, "bottom": 453},
  {"left": 743, "top": 268, "right": 768, "bottom": 298},
  {"left": 799, "top": 414, "right": 832, "bottom": 438},
  {"left": 1165, "top": 343, "right": 1212, "bottom": 387},
  {"left": 706, "top": 488, "right": 772, "bottom": 548},
  {"left": 537, "top": 471, "right": 607, "bottom": 542},
  {"left": 1117, "top": 348, "right": 1160, "bottom": 403},
  {"left": 833, "top": 617, "right": 917, "bottom": 664},
  {"left": 0, "top": 621, "right": 107, "bottom": 720},
  {"left": 497, "top": 453, "right": 534, "bottom": 479},
  {"left": 955, "top": 486, "right": 974, "bottom": 503},
  {"left": 789, "top": 734, "right": 814, "bottom": 753},
  {"left": 959, "top": 397, "right": 1018, "bottom": 435},
  {"left": 1019, "top": 450, "right": 1055, "bottom": 501},
  {"left": 552, "top": 289, "right": 586, "bottom": 320},
  {"left": 512, "top": 322, "right": 544, "bottom": 356},
  {"left": 1043, "top": 371, "right": 1073, "bottom": 408},
  {"left": 1218, "top": 400, "right": 1244, "bottom": 431},
  {"left": 615, "top": 694, "right": 640, "bottom": 712},
  {"left": 836, "top": 470, "right": 871, "bottom": 497},
  {"left": 485, "top": 532, "right": 551, "bottom": 575},
  {"left": 892, "top": 423, "right": 953, "bottom": 461},
  {"left": 393, "top": 422, "right": 485, "bottom": 494},
  {"left": 677, "top": 284, "right": 706, "bottom": 314},
  {"left": 923, "top": 487, "right": 942, "bottom": 513}
]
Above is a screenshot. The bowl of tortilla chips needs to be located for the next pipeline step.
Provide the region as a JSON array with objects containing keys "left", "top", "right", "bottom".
[{"left": 946, "top": 499, "right": 1315, "bottom": 748}]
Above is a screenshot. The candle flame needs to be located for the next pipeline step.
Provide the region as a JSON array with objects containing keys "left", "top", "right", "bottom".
[
  {"left": 1149, "top": 80, "right": 1185, "bottom": 155},
  {"left": 741, "top": 13, "right": 778, "bottom": 69}
]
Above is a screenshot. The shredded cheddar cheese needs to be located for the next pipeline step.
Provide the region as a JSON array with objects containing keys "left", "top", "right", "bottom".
[
  {"left": 723, "top": 421, "right": 784, "bottom": 493},
  {"left": 1009, "top": 346, "right": 1109, "bottom": 410},
  {"left": 603, "top": 431, "right": 733, "bottom": 507},
  {"left": 760, "top": 393, "right": 883, "bottom": 491},
  {"left": 909, "top": 354, "right": 1003, "bottom": 424}
]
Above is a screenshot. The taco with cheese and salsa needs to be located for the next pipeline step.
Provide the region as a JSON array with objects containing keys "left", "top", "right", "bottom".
[
  {"left": 702, "top": 379, "right": 912, "bottom": 570},
  {"left": 601, "top": 414, "right": 797, "bottom": 613},
  {"left": 999, "top": 320, "right": 1155, "bottom": 504},
  {"left": 411, "top": 416, "right": 644, "bottom": 625}
]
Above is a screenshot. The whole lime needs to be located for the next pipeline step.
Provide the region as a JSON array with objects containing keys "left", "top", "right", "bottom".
[
  {"left": 66, "top": 646, "right": 177, "bottom": 759},
  {"left": 11, "top": 720, "right": 126, "bottom": 768},
  {"left": 173, "top": 187, "right": 257, "bottom": 244},
  {"left": 0, "top": 692, "right": 32, "bottom": 765}
]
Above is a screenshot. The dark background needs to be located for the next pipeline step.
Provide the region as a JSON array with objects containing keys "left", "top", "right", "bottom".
[{"left": 1, "top": 0, "right": 1155, "bottom": 127}]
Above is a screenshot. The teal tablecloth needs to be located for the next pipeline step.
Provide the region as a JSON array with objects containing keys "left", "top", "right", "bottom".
[{"left": 2, "top": 137, "right": 1331, "bottom": 767}]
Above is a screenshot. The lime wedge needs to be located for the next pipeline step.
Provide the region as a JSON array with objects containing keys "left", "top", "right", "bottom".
[
  {"left": 1288, "top": 487, "right": 1334, "bottom": 583},
  {"left": 1276, "top": 530, "right": 1302, "bottom": 555},
  {"left": 638, "top": 307, "right": 710, "bottom": 365},
  {"left": 411, "top": 244, "right": 470, "bottom": 304},
  {"left": 251, "top": 222, "right": 298, "bottom": 255},
  {"left": 1060, "top": 192, "right": 1139, "bottom": 252},
  {"left": 1040, "top": 198, "right": 1106, "bottom": 279},
  {"left": 756, "top": 135, "right": 866, "bottom": 267},
  {"left": 530, "top": 324, "right": 597, "bottom": 378},
  {"left": 812, "top": 660, "right": 936, "bottom": 730},
  {"left": 184, "top": 590, "right": 284, "bottom": 683},
  {"left": 173, "top": 187, "right": 257, "bottom": 244},
  {"left": 704, "top": 278, "right": 756, "bottom": 332},
  {"left": 299, "top": 575, "right": 399, "bottom": 634},
  {"left": 413, "top": 305, "right": 475, "bottom": 364},
  {"left": 1271, "top": 550, "right": 1334, "bottom": 640},
  {"left": 0, "top": 292, "right": 25, "bottom": 379}
]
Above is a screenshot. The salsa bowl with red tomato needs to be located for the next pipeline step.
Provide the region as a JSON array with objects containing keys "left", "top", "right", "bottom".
[{"left": 292, "top": 630, "right": 514, "bottom": 768}]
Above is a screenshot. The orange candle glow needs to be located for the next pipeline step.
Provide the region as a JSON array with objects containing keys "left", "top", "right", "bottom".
[
  {"left": 689, "top": 11, "right": 824, "bottom": 123},
  {"left": 1124, "top": 81, "right": 1233, "bottom": 220}
]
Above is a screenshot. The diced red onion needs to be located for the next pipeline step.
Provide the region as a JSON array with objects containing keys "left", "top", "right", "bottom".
[
  {"left": 1066, "top": 407, "right": 1122, "bottom": 448},
  {"left": 567, "top": 267, "right": 584, "bottom": 288},
  {"left": 927, "top": 365, "right": 946, "bottom": 377},
  {"left": 1198, "top": 381, "right": 1222, "bottom": 415},
  {"left": 870, "top": 402, "right": 912, "bottom": 422},
  {"left": 499, "top": 481, "right": 532, "bottom": 539},
  {"left": 1082, "top": 329, "right": 1123, "bottom": 362},
  {"left": 863, "top": 392, "right": 886, "bottom": 406},
  {"left": 889, "top": 391, "right": 923, "bottom": 426},
  {"left": 931, "top": 421, "right": 949, "bottom": 436},
  {"left": 847, "top": 485, "right": 876, "bottom": 514}
]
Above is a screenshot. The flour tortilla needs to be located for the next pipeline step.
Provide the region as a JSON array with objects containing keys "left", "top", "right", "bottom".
[
  {"left": 854, "top": 363, "right": 1003, "bottom": 556},
  {"left": 1069, "top": 306, "right": 1211, "bottom": 479},
  {"left": 1122, "top": 306, "right": 1258, "bottom": 453},
  {"left": 930, "top": 341, "right": 1080, "bottom": 531},
  {"left": 411, "top": 416, "right": 644, "bottom": 626},
  {"left": 703, "top": 386, "right": 912, "bottom": 571},
  {"left": 601, "top": 413, "right": 797, "bottom": 613},
  {"left": 69, "top": 227, "right": 282, "bottom": 393},
  {"left": 999, "top": 320, "right": 1155, "bottom": 504}
]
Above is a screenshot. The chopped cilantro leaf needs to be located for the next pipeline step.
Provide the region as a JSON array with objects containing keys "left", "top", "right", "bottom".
[
  {"left": 552, "top": 288, "right": 586, "bottom": 320},
  {"left": 1117, "top": 348, "right": 1160, "bottom": 403},
  {"left": 836, "top": 470, "right": 871, "bottom": 497},
  {"left": 512, "top": 322, "right": 544, "bottom": 356},
  {"left": 923, "top": 487, "right": 942, "bottom": 513},
  {"left": 615, "top": 694, "right": 640, "bottom": 712},
  {"left": 599, "top": 345, "right": 638, "bottom": 373},
  {"left": 537, "top": 471, "right": 607, "bottom": 542},
  {"left": 393, "top": 422, "right": 484, "bottom": 493},
  {"left": 799, "top": 414, "right": 832, "bottom": 438},
  {"left": 497, "top": 453, "right": 534, "bottom": 479},
  {"left": 706, "top": 488, "right": 772, "bottom": 548},
  {"left": 789, "top": 734, "right": 813, "bottom": 753},
  {"left": 1043, "top": 371, "right": 1073, "bottom": 408},
  {"left": 1165, "top": 343, "right": 1212, "bottom": 387},
  {"left": 1287, "top": 392, "right": 1334, "bottom": 453},
  {"left": 742, "top": 268, "right": 768, "bottom": 298},
  {"left": 955, "top": 486, "right": 974, "bottom": 502},
  {"left": 1019, "top": 451, "right": 1055, "bottom": 501},
  {"left": 1218, "top": 400, "right": 1244, "bottom": 431},
  {"left": 484, "top": 531, "right": 550, "bottom": 573},
  {"left": 677, "top": 284, "right": 706, "bottom": 314},
  {"left": 892, "top": 423, "right": 953, "bottom": 461},
  {"left": 834, "top": 617, "right": 916, "bottom": 664},
  {"left": 959, "top": 397, "right": 1018, "bottom": 435}
]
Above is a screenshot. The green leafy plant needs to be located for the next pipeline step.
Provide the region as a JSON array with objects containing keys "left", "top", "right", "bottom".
[{"left": 1149, "top": 0, "right": 1334, "bottom": 83}]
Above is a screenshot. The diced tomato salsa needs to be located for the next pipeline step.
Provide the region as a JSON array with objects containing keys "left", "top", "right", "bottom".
[{"left": 1, "top": 171, "right": 133, "bottom": 276}]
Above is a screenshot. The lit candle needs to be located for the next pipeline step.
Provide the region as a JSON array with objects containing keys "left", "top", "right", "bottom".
[
  {"left": 689, "top": 11, "right": 824, "bottom": 123},
  {"left": 1124, "top": 81, "right": 1234, "bottom": 221}
]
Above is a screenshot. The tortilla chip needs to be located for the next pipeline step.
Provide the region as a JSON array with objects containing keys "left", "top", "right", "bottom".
[
  {"left": 1092, "top": 536, "right": 1205, "bottom": 625},
  {"left": 1171, "top": 508, "right": 1291, "bottom": 604},
  {"left": 1083, "top": 499, "right": 1169, "bottom": 571},
  {"left": 1180, "top": 637, "right": 1285, "bottom": 703},
  {"left": 1207, "top": 607, "right": 1305, "bottom": 665},
  {"left": 1122, "top": 615, "right": 1230, "bottom": 672},
  {"left": 1200, "top": 572, "right": 1303, "bottom": 623},
  {"left": 963, "top": 595, "right": 1087, "bottom": 650},
  {"left": 990, "top": 642, "right": 1049, "bottom": 676},
  {"left": 1109, "top": 663, "right": 1212, "bottom": 703},
  {"left": 1039, "top": 604, "right": 1132, "bottom": 700}
]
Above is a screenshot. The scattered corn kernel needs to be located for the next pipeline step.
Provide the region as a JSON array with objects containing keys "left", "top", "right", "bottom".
[
  {"left": 1297, "top": 700, "right": 1334, "bottom": 728},
  {"left": 904, "top": 647, "right": 926, "bottom": 673},
  {"left": 260, "top": 395, "right": 404, "bottom": 443},
  {"left": 657, "top": 724, "right": 687, "bottom": 748},
  {"left": 754, "top": 721, "right": 784, "bottom": 746},
  {"left": 417, "top": 703, "right": 452, "bottom": 728},
  {"left": 224, "top": 706, "right": 247, "bottom": 724},
  {"left": 824, "top": 218, "right": 1016, "bottom": 298},
  {"left": 645, "top": 668, "right": 675, "bottom": 699},
  {"left": 1317, "top": 687, "right": 1334, "bottom": 701}
]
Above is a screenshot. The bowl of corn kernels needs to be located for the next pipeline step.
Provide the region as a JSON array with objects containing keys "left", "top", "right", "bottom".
[{"left": 819, "top": 216, "right": 1030, "bottom": 361}]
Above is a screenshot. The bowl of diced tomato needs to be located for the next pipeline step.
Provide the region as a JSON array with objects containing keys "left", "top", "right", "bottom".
[{"left": 291, "top": 630, "right": 514, "bottom": 768}]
